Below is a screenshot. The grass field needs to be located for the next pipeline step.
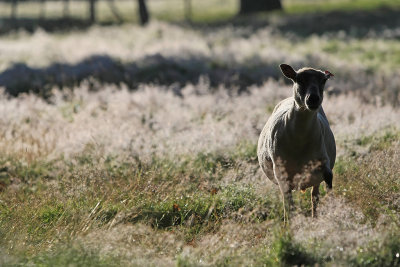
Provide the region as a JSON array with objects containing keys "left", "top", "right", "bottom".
[{"left": 1, "top": 0, "right": 400, "bottom": 266}]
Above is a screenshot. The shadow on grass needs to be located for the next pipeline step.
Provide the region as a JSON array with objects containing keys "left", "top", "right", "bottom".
[
  {"left": 1, "top": 52, "right": 400, "bottom": 106},
  {"left": 0, "top": 54, "right": 280, "bottom": 98},
  {"left": 122, "top": 188, "right": 279, "bottom": 230}
]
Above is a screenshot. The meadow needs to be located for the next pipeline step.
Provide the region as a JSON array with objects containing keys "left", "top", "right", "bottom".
[{"left": 0, "top": 0, "right": 400, "bottom": 266}]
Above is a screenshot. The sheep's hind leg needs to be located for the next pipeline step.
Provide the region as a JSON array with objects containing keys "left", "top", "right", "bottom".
[
  {"left": 323, "top": 166, "right": 333, "bottom": 190},
  {"left": 311, "top": 184, "right": 320, "bottom": 218}
]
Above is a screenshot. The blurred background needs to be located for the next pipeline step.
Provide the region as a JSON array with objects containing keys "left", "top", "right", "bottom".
[
  {"left": 0, "top": 0, "right": 399, "bottom": 103},
  {"left": 1, "top": 0, "right": 399, "bottom": 25}
]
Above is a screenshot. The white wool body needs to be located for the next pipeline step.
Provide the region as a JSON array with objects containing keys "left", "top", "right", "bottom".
[{"left": 257, "top": 64, "right": 336, "bottom": 219}]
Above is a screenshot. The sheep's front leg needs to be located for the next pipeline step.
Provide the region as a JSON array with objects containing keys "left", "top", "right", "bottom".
[
  {"left": 311, "top": 184, "right": 320, "bottom": 218},
  {"left": 274, "top": 165, "right": 293, "bottom": 223},
  {"left": 279, "top": 185, "right": 293, "bottom": 224}
]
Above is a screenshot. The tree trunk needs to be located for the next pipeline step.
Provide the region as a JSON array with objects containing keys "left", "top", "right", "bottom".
[
  {"left": 239, "top": 0, "right": 282, "bottom": 14},
  {"left": 89, "top": 0, "right": 96, "bottom": 23},
  {"left": 138, "top": 0, "right": 149, "bottom": 25}
]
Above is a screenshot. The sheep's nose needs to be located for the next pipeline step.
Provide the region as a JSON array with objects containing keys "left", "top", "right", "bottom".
[
  {"left": 308, "top": 94, "right": 319, "bottom": 103},
  {"left": 306, "top": 94, "right": 320, "bottom": 109}
]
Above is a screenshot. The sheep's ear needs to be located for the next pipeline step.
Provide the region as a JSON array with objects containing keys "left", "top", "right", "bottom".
[
  {"left": 280, "top": 64, "right": 297, "bottom": 81},
  {"left": 324, "top": 70, "right": 334, "bottom": 79}
]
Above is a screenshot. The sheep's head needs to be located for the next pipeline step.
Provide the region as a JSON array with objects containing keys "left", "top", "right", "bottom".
[{"left": 280, "top": 63, "right": 333, "bottom": 111}]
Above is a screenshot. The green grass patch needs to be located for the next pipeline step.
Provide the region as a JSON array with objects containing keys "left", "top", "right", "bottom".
[
  {"left": 264, "top": 228, "right": 323, "bottom": 266},
  {"left": 285, "top": 0, "right": 400, "bottom": 14},
  {"left": 354, "top": 128, "right": 400, "bottom": 151},
  {"left": 321, "top": 40, "right": 400, "bottom": 73},
  {"left": 352, "top": 233, "right": 400, "bottom": 267},
  {"left": 126, "top": 184, "right": 280, "bottom": 241},
  {"left": 334, "top": 131, "right": 400, "bottom": 221},
  {"left": 38, "top": 204, "right": 65, "bottom": 225}
]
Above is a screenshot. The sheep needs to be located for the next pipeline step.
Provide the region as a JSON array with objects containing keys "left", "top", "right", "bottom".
[{"left": 257, "top": 63, "right": 336, "bottom": 220}]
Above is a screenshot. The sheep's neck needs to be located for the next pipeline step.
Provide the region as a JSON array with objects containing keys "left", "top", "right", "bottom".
[{"left": 287, "top": 101, "right": 319, "bottom": 140}]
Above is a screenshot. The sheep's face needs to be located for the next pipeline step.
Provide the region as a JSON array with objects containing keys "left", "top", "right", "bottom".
[{"left": 280, "top": 64, "right": 332, "bottom": 111}]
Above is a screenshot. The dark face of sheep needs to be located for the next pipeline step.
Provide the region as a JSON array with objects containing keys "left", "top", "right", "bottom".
[{"left": 280, "top": 64, "right": 333, "bottom": 111}]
